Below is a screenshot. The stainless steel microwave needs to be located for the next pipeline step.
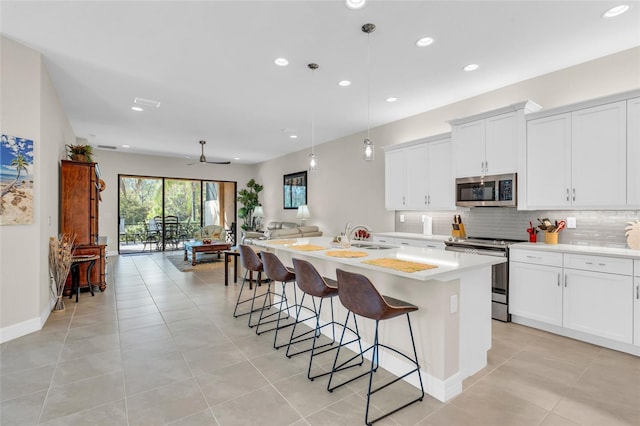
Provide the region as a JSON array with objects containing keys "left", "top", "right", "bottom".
[{"left": 455, "top": 173, "right": 517, "bottom": 207}]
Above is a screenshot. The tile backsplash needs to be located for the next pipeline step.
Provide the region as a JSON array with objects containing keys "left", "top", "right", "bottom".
[{"left": 394, "top": 209, "right": 640, "bottom": 248}]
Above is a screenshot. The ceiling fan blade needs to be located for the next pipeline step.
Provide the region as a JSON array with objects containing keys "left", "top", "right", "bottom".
[{"left": 191, "top": 140, "right": 230, "bottom": 165}]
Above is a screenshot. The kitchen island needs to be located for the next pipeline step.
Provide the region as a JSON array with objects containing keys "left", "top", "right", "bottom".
[{"left": 253, "top": 236, "right": 505, "bottom": 402}]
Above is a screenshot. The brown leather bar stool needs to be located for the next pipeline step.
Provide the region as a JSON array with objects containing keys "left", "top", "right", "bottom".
[
  {"left": 328, "top": 268, "right": 424, "bottom": 426},
  {"left": 288, "top": 258, "right": 363, "bottom": 381},
  {"left": 258, "top": 251, "right": 297, "bottom": 349},
  {"left": 233, "top": 244, "right": 269, "bottom": 327}
]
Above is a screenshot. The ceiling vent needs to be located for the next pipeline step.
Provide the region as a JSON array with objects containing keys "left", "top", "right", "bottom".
[
  {"left": 97, "top": 144, "right": 117, "bottom": 150},
  {"left": 134, "top": 97, "right": 161, "bottom": 108}
]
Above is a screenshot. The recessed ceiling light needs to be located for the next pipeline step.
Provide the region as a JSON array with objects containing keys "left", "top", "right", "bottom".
[
  {"left": 463, "top": 63, "right": 479, "bottom": 72},
  {"left": 233, "top": 157, "right": 240, "bottom": 161},
  {"left": 603, "top": 4, "right": 629, "bottom": 18},
  {"left": 415, "top": 37, "right": 434, "bottom": 47},
  {"left": 289, "top": 134, "right": 298, "bottom": 139},
  {"left": 274, "top": 58, "right": 289, "bottom": 67},
  {"left": 345, "top": 0, "right": 366, "bottom": 10},
  {"left": 386, "top": 97, "right": 398, "bottom": 102},
  {"left": 338, "top": 80, "right": 351, "bottom": 87},
  {"left": 122, "top": 145, "right": 130, "bottom": 148},
  {"left": 131, "top": 106, "right": 144, "bottom": 112},
  {"left": 134, "top": 97, "right": 160, "bottom": 108}
]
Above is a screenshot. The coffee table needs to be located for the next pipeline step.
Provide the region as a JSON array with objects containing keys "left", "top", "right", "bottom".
[{"left": 184, "top": 241, "right": 231, "bottom": 266}]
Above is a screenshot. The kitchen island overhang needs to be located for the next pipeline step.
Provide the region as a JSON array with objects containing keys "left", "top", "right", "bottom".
[{"left": 251, "top": 237, "right": 505, "bottom": 402}]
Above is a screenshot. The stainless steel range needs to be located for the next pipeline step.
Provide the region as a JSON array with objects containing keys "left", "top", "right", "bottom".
[{"left": 444, "top": 236, "right": 525, "bottom": 322}]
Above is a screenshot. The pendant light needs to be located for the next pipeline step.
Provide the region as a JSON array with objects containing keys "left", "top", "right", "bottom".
[
  {"left": 362, "top": 23, "right": 376, "bottom": 161},
  {"left": 308, "top": 63, "right": 319, "bottom": 172}
]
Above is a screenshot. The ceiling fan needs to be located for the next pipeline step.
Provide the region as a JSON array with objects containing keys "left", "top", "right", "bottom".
[{"left": 188, "top": 140, "right": 230, "bottom": 165}]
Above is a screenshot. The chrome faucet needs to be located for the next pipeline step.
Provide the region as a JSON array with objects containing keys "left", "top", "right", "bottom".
[{"left": 343, "top": 222, "right": 372, "bottom": 243}]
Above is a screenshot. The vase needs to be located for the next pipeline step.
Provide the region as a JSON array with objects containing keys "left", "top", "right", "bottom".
[{"left": 71, "top": 154, "right": 89, "bottom": 162}]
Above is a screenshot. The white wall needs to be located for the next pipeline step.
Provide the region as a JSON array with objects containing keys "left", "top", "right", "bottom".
[{"left": 0, "top": 36, "right": 75, "bottom": 341}]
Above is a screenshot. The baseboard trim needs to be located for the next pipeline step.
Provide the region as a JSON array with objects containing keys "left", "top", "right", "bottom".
[{"left": 0, "top": 303, "right": 52, "bottom": 344}]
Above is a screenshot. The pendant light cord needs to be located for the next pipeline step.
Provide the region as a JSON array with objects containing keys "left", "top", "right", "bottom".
[{"left": 366, "top": 30, "right": 371, "bottom": 140}]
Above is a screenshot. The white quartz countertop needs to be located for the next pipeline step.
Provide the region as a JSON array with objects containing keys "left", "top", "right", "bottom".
[
  {"left": 253, "top": 236, "right": 504, "bottom": 281},
  {"left": 374, "top": 232, "right": 451, "bottom": 242},
  {"left": 511, "top": 242, "right": 640, "bottom": 259}
]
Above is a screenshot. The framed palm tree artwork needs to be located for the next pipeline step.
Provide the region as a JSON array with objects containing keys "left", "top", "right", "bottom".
[{"left": 1, "top": 134, "right": 34, "bottom": 225}]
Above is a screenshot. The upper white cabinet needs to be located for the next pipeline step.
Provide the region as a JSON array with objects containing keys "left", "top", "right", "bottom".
[
  {"left": 628, "top": 97, "right": 640, "bottom": 207},
  {"left": 524, "top": 90, "right": 640, "bottom": 210},
  {"left": 385, "top": 148, "right": 407, "bottom": 209},
  {"left": 450, "top": 101, "right": 541, "bottom": 178},
  {"left": 384, "top": 134, "right": 454, "bottom": 211}
]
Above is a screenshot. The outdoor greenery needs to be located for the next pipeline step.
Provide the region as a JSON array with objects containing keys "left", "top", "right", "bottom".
[{"left": 237, "top": 179, "right": 263, "bottom": 231}]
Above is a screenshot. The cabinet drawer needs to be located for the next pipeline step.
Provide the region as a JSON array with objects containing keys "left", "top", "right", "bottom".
[
  {"left": 564, "top": 254, "right": 633, "bottom": 276},
  {"left": 395, "top": 239, "right": 445, "bottom": 250},
  {"left": 373, "top": 236, "right": 396, "bottom": 245},
  {"left": 510, "top": 249, "right": 562, "bottom": 267}
]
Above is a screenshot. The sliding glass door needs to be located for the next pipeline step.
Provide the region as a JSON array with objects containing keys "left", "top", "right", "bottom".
[{"left": 118, "top": 175, "right": 236, "bottom": 254}]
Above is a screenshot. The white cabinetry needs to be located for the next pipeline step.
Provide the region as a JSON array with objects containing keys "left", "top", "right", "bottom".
[
  {"left": 510, "top": 247, "right": 637, "bottom": 352},
  {"left": 384, "top": 134, "right": 454, "bottom": 211},
  {"left": 563, "top": 254, "right": 633, "bottom": 344},
  {"left": 451, "top": 101, "right": 540, "bottom": 178},
  {"left": 628, "top": 97, "right": 640, "bottom": 207},
  {"left": 385, "top": 149, "right": 407, "bottom": 209},
  {"left": 509, "top": 250, "right": 563, "bottom": 326},
  {"left": 526, "top": 99, "right": 628, "bottom": 209}
]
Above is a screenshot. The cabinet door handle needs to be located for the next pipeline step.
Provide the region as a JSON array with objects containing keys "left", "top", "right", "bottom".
[
  {"left": 566, "top": 188, "right": 570, "bottom": 202},
  {"left": 525, "top": 255, "right": 540, "bottom": 260},
  {"left": 485, "top": 160, "right": 488, "bottom": 172},
  {"left": 557, "top": 273, "right": 561, "bottom": 287},
  {"left": 598, "top": 263, "right": 606, "bottom": 266},
  {"left": 428, "top": 195, "right": 431, "bottom": 205},
  {"left": 564, "top": 274, "right": 567, "bottom": 287},
  {"left": 636, "top": 284, "right": 639, "bottom": 300},
  {"left": 585, "top": 261, "right": 593, "bottom": 265},
  {"left": 402, "top": 196, "right": 405, "bottom": 205},
  {"left": 572, "top": 188, "right": 576, "bottom": 202}
]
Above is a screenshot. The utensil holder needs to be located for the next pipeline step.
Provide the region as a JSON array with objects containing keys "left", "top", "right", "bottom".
[
  {"left": 529, "top": 233, "right": 537, "bottom": 243},
  {"left": 545, "top": 231, "right": 558, "bottom": 245}
]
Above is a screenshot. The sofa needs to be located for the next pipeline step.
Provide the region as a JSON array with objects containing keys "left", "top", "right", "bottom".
[
  {"left": 194, "top": 225, "right": 227, "bottom": 242},
  {"left": 242, "top": 221, "right": 322, "bottom": 243}
]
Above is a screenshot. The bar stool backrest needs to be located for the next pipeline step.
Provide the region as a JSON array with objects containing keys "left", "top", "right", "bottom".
[
  {"left": 261, "top": 251, "right": 292, "bottom": 282},
  {"left": 293, "top": 258, "right": 336, "bottom": 298},
  {"left": 239, "top": 244, "right": 263, "bottom": 272},
  {"left": 336, "top": 268, "right": 388, "bottom": 321}
]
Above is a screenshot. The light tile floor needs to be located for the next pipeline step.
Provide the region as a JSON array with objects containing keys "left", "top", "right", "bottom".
[{"left": 1, "top": 252, "right": 639, "bottom": 425}]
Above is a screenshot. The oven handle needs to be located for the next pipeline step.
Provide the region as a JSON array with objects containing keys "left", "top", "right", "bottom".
[{"left": 445, "top": 246, "right": 507, "bottom": 257}]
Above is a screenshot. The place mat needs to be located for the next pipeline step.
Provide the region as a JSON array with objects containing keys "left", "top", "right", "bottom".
[
  {"left": 291, "top": 244, "right": 326, "bottom": 251},
  {"left": 268, "top": 239, "right": 297, "bottom": 245},
  {"left": 362, "top": 258, "right": 438, "bottom": 273},
  {"left": 325, "top": 250, "right": 368, "bottom": 258}
]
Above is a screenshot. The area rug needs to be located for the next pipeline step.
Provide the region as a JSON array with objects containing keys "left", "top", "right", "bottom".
[{"left": 166, "top": 254, "right": 227, "bottom": 272}]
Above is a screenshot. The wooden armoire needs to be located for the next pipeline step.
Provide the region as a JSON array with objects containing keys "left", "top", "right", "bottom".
[{"left": 60, "top": 160, "right": 107, "bottom": 292}]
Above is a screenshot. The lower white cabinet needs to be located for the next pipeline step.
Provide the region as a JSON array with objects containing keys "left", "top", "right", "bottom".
[
  {"left": 563, "top": 269, "right": 633, "bottom": 344},
  {"left": 510, "top": 261, "right": 562, "bottom": 326},
  {"left": 510, "top": 248, "right": 636, "bottom": 348}
]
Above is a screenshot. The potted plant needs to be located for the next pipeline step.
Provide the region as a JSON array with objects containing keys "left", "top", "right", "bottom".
[
  {"left": 66, "top": 144, "right": 93, "bottom": 162},
  {"left": 237, "top": 179, "right": 263, "bottom": 231}
]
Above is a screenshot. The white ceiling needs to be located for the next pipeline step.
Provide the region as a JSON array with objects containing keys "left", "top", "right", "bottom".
[{"left": 1, "top": 1, "right": 639, "bottom": 164}]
